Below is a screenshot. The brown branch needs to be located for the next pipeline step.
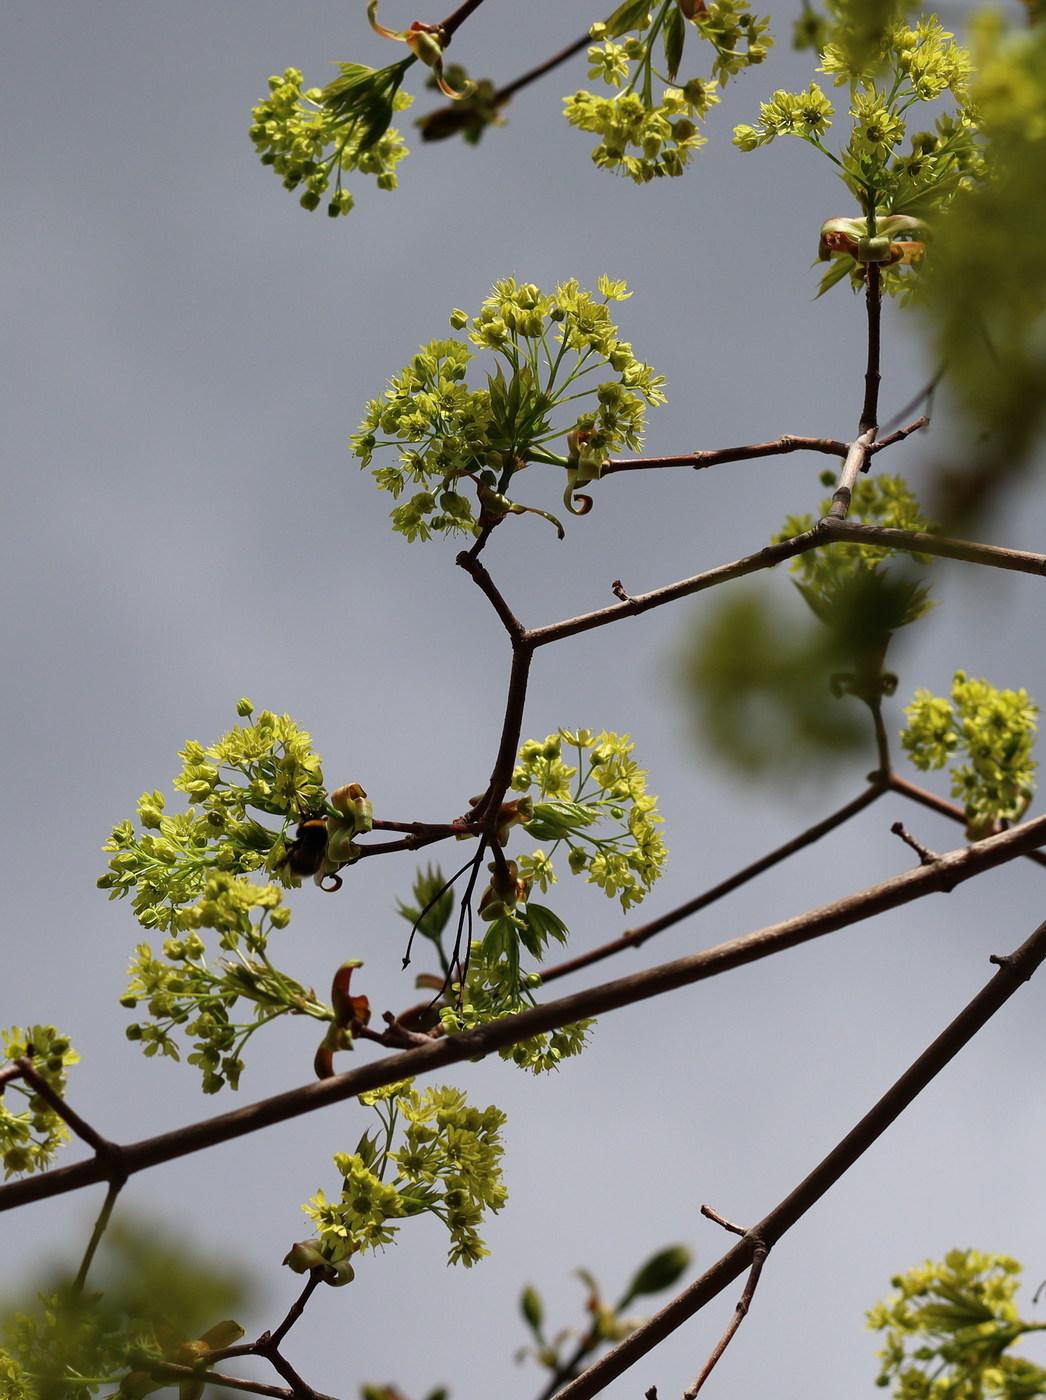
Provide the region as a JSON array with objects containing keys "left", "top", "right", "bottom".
[
  {"left": 827, "top": 428, "right": 877, "bottom": 519},
  {"left": 5, "top": 814, "right": 1046, "bottom": 1215},
  {"left": 538, "top": 782, "right": 888, "bottom": 986},
  {"left": 682, "top": 1225, "right": 767, "bottom": 1398},
  {"left": 139, "top": 1361, "right": 337, "bottom": 1399},
  {"left": 868, "top": 415, "right": 929, "bottom": 453},
  {"left": 15, "top": 1056, "right": 124, "bottom": 1175},
  {"left": 421, "top": 31, "right": 590, "bottom": 139},
  {"left": 860, "top": 263, "right": 883, "bottom": 436},
  {"left": 440, "top": 0, "right": 487, "bottom": 39},
  {"left": 553, "top": 910, "right": 1046, "bottom": 1400},
  {"left": 821, "top": 519, "right": 1046, "bottom": 576},
  {"left": 887, "top": 772, "right": 1046, "bottom": 870},
  {"left": 602, "top": 435, "right": 852, "bottom": 475},
  {"left": 525, "top": 523, "right": 829, "bottom": 648}
]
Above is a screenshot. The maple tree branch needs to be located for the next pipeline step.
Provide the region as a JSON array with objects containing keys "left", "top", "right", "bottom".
[
  {"left": 4, "top": 813, "right": 1046, "bottom": 1215},
  {"left": 554, "top": 910, "right": 1046, "bottom": 1400}
]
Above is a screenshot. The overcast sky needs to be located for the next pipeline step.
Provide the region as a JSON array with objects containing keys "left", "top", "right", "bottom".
[{"left": 4, "top": 3, "right": 1046, "bottom": 1398}]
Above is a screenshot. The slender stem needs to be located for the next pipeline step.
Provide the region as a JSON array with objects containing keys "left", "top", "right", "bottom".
[
  {"left": 15, "top": 1057, "right": 124, "bottom": 1172},
  {"left": 860, "top": 263, "right": 883, "bottom": 436},
  {"left": 602, "top": 435, "right": 852, "bottom": 474},
  {"left": 441, "top": 0, "right": 487, "bottom": 39},
  {"left": 538, "top": 783, "right": 888, "bottom": 986},
  {"left": 887, "top": 772, "right": 1046, "bottom": 869},
  {"left": 682, "top": 1240, "right": 767, "bottom": 1398},
  {"left": 5, "top": 813, "right": 1046, "bottom": 1214},
  {"left": 139, "top": 1363, "right": 337, "bottom": 1399},
  {"left": 73, "top": 1181, "right": 122, "bottom": 1292},
  {"left": 827, "top": 428, "right": 876, "bottom": 519},
  {"left": 553, "top": 912, "right": 1046, "bottom": 1400}
]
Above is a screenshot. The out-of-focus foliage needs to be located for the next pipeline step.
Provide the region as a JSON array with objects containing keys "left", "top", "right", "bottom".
[
  {"left": 516, "top": 1245, "right": 692, "bottom": 1385},
  {"left": 683, "top": 472, "right": 937, "bottom": 775},
  {"left": 917, "top": 15, "right": 1046, "bottom": 513},
  {"left": 0, "top": 1027, "right": 79, "bottom": 1179},
  {"left": 902, "top": 671, "right": 1038, "bottom": 836},
  {"left": 0, "top": 1225, "right": 247, "bottom": 1400},
  {"left": 868, "top": 1249, "right": 1046, "bottom": 1399}
]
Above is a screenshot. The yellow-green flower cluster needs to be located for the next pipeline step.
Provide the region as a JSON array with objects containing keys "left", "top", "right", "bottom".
[
  {"left": 352, "top": 278, "right": 666, "bottom": 542},
  {"left": 100, "top": 703, "right": 358, "bottom": 1092},
  {"left": 441, "top": 944, "right": 595, "bottom": 1073},
  {"left": 250, "top": 64, "right": 412, "bottom": 216},
  {"left": 902, "top": 671, "right": 1038, "bottom": 836},
  {"left": 512, "top": 729, "right": 667, "bottom": 910},
  {"left": 99, "top": 702, "right": 329, "bottom": 934},
  {"left": 868, "top": 1250, "right": 1046, "bottom": 1399},
  {"left": 304, "top": 1081, "right": 507, "bottom": 1270},
  {"left": 121, "top": 875, "right": 331, "bottom": 1094},
  {"left": 0, "top": 1026, "right": 79, "bottom": 1178},
  {"left": 734, "top": 8, "right": 981, "bottom": 296},
  {"left": 567, "top": 0, "right": 771, "bottom": 182}
]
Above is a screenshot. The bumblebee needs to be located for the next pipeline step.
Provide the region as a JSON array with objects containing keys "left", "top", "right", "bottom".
[{"left": 278, "top": 817, "right": 342, "bottom": 891}]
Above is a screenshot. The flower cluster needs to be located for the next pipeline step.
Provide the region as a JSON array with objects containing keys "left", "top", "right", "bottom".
[
  {"left": 300, "top": 1081, "right": 506, "bottom": 1272},
  {"left": 0, "top": 1026, "right": 79, "bottom": 1178},
  {"left": 99, "top": 702, "right": 372, "bottom": 1091},
  {"left": 734, "top": 6, "right": 982, "bottom": 296},
  {"left": 566, "top": 0, "right": 771, "bottom": 182},
  {"left": 511, "top": 730, "right": 667, "bottom": 911},
  {"left": 250, "top": 64, "right": 412, "bottom": 217},
  {"left": 352, "top": 278, "right": 666, "bottom": 542},
  {"left": 868, "top": 1250, "right": 1046, "bottom": 1399},
  {"left": 902, "top": 671, "right": 1038, "bottom": 836}
]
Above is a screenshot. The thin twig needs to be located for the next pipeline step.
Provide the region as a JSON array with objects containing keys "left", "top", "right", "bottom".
[
  {"left": 827, "top": 428, "right": 877, "bottom": 519},
  {"left": 553, "top": 911, "right": 1046, "bottom": 1400},
  {"left": 887, "top": 772, "right": 1046, "bottom": 870},
  {"left": 890, "top": 821, "right": 940, "bottom": 866},
  {"left": 682, "top": 1238, "right": 768, "bottom": 1398},
  {"left": 73, "top": 1180, "right": 122, "bottom": 1292},
  {"left": 538, "top": 783, "right": 888, "bottom": 986},
  {"left": 139, "top": 1362, "right": 338, "bottom": 1399},
  {"left": 5, "top": 813, "right": 1046, "bottom": 1215},
  {"left": 602, "top": 435, "right": 852, "bottom": 474},
  {"left": 860, "top": 263, "right": 883, "bottom": 437},
  {"left": 15, "top": 1057, "right": 124, "bottom": 1171}
]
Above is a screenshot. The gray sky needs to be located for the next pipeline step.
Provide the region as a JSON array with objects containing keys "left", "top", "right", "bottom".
[{"left": 4, "top": 3, "right": 1046, "bottom": 1397}]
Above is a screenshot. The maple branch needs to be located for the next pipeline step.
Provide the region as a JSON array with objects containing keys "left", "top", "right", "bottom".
[
  {"left": 5, "top": 814, "right": 1046, "bottom": 1215},
  {"left": 554, "top": 910, "right": 1046, "bottom": 1400}
]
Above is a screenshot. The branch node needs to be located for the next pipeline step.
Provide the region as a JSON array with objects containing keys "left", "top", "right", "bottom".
[
  {"left": 890, "top": 821, "right": 940, "bottom": 867},
  {"left": 611, "top": 579, "right": 641, "bottom": 612}
]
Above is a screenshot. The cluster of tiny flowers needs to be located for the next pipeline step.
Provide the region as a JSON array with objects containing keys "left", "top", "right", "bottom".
[
  {"left": 511, "top": 729, "right": 667, "bottom": 911},
  {"left": 303, "top": 1081, "right": 507, "bottom": 1270},
  {"left": 99, "top": 702, "right": 355, "bottom": 1092},
  {"left": 775, "top": 473, "right": 938, "bottom": 608},
  {"left": 902, "top": 671, "right": 1038, "bottom": 834},
  {"left": 99, "top": 701, "right": 328, "bottom": 933},
  {"left": 867, "top": 1250, "right": 1045, "bottom": 1398},
  {"left": 441, "top": 945, "right": 595, "bottom": 1073},
  {"left": 567, "top": 0, "right": 771, "bottom": 182},
  {"left": 0, "top": 1026, "right": 79, "bottom": 1178},
  {"left": 352, "top": 278, "right": 666, "bottom": 542},
  {"left": 250, "top": 65, "right": 411, "bottom": 216},
  {"left": 734, "top": 9, "right": 981, "bottom": 296}
]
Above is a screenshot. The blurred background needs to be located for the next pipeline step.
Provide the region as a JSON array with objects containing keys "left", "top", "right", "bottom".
[{"left": 3, "top": 2, "right": 1045, "bottom": 1396}]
